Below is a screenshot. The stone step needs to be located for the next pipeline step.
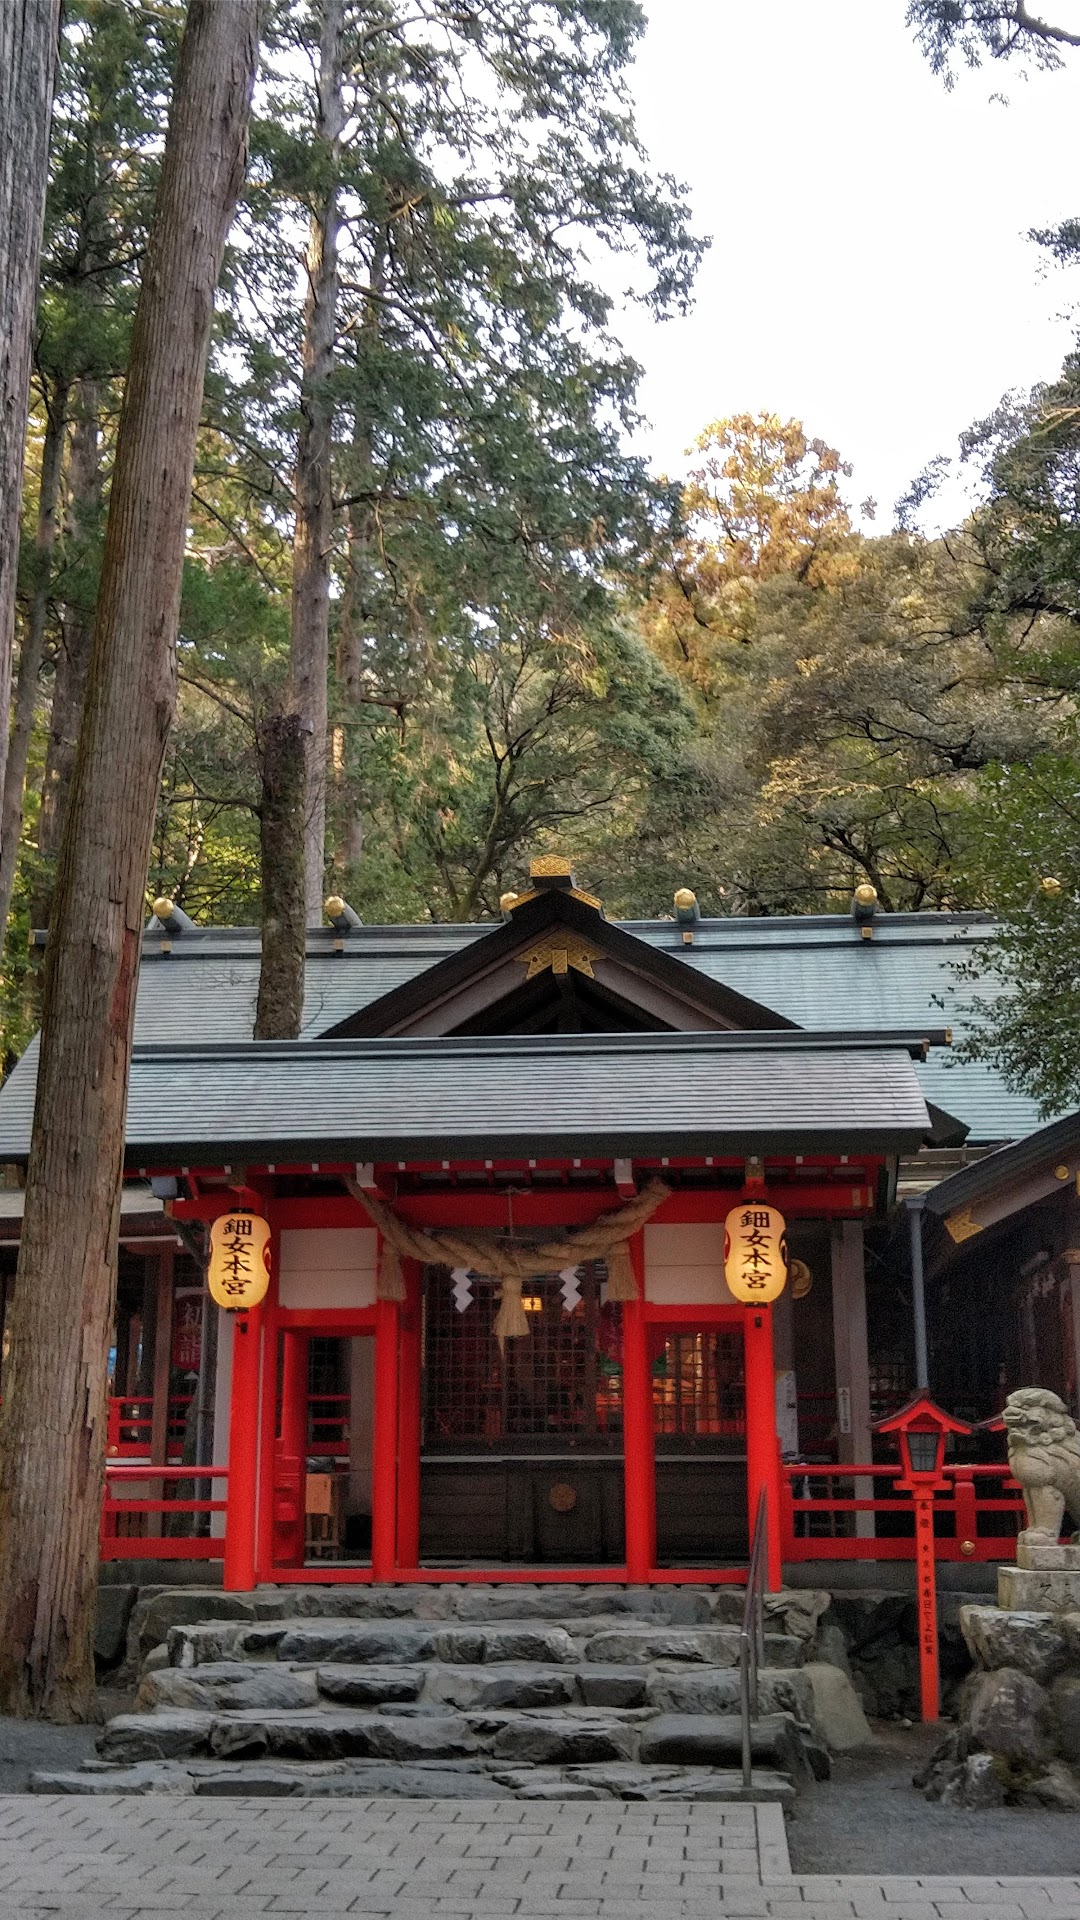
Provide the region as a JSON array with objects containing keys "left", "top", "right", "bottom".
[
  {"left": 29, "top": 1755, "right": 797, "bottom": 1804},
  {"left": 97, "top": 1701, "right": 824, "bottom": 1777},
  {"left": 138, "top": 1655, "right": 814, "bottom": 1721},
  {"left": 164, "top": 1615, "right": 802, "bottom": 1672}
]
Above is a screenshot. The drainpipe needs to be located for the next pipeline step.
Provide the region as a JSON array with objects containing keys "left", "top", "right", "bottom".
[{"left": 907, "top": 1197, "right": 929, "bottom": 1392}]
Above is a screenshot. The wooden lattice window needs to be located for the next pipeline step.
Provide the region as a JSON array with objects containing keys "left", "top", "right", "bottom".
[
  {"left": 423, "top": 1266, "right": 623, "bottom": 1448},
  {"left": 651, "top": 1328, "right": 746, "bottom": 1446}
]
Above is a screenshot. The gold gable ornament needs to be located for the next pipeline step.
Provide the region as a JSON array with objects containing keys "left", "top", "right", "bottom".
[
  {"left": 520, "top": 937, "right": 601, "bottom": 982},
  {"left": 207, "top": 1211, "right": 271, "bottom": 1311}
]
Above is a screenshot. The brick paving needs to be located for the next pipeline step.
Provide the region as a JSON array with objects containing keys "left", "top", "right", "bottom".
[{"left": 0, "top": 1796, "right": 1078, "bottom": 1920}]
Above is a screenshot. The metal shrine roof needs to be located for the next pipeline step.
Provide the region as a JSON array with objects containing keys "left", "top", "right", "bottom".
[
  {"left": 0, "top": 1031, "right": 935, "bottom": 1165},
  {"left": 2, "top": 906, "right": 1049, "bottom": 1153}
]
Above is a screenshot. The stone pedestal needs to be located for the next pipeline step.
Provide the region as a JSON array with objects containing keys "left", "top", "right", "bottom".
[{"left": 999, "top": 1543, "right": 1080, "bottom": 1614}]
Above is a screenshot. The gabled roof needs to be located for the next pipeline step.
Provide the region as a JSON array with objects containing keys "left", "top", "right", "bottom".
[
  {"left": 0, "top": 1030, "right": 938, "bottom": 1166},
  {"left": 321, "top": 885, "right": 797, "bottom": 1039},
  {"left": 923, "top": 1105, "right": 1080, "bottom": 1243}
]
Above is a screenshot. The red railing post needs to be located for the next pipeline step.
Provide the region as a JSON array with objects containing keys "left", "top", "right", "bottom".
[
  {"left": 371, "top": 1295, "right": 399, "bottom": 1581},
  {"left": 952, "top": 1468, "right": 978, "bottom": 1561},
  {"left": 913, "top": 1481, "right": 941, "bottom": 1721}
]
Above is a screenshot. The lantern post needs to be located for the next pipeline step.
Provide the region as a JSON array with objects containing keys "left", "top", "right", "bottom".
[{"left": 875, "top": 1394, "right": 971, "bottom": 1721}]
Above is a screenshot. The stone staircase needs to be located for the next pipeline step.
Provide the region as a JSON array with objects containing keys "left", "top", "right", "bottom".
[{"left": 34, "top": 1583, "right": 853, "bottom": 1802}]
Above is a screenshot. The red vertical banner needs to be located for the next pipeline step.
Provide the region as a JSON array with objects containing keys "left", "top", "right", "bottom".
[
  {"left": 914, "top": 1488, "right": 940, "bottom": 1721},
  {"left": 622, "top": 1231, "right": 656, "bottom": 1581},
  {"left": 743, "top": 1304, "right": 783, "bottom": 1590}
]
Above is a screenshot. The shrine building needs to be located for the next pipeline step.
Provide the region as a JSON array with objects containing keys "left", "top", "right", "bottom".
[{"left": 0, "top": 858, "right": 1062, "bottom": 1590}]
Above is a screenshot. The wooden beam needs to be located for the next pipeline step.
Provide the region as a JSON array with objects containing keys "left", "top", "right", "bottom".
[{"left": 943, "top": 1161, "right": 1078, "bottom": 1243}]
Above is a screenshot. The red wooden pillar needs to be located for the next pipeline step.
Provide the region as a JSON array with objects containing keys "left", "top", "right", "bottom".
[
  {"left": 272, "top": 1330, "right": 308, "bottom": 1567},
  {"left": 223, "top": 1304, "right": 263, "bottom": 1591},
  {"left": 744, "top": 1304, "right": 783, "bottom": 1590},
  {"left": 396, "top": 1260, "right": 422, "bottom": 1570},
  {"left": 622, "top": 1231, "right": 655, "bottom": 1581},
  {"left": 371, "top": 1294, "right": 399, "bottom": 1580}
]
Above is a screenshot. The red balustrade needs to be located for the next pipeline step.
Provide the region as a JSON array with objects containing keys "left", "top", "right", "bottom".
[
  {"left": 780, "top": 1460, "right": 1024, "bottom": 1562},
  {"left": 106, "top": 1395, "right": 192, "bottom": 1462},
  {"left": 100, "top": 1462, "right": 228, "bottom": 1560}
]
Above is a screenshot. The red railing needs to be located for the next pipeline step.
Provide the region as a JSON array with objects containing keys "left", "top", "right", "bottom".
[
  {"left": 308, "top": 1393, "right": 350, "bottom": 1458},
  {"left": 780, "top": 1461, "right": 1024, "bottom": 1562},
  {"left": 100, "top": 1463, "right": 227, "bottom": 1560},
  {"left": 106, "top": 1395, "right": 192, "bottom": 1462}
]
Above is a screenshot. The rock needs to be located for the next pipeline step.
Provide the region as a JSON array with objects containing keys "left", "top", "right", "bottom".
[
  {"left": 268, "top": 1586, "right": 427, "bottom": 1621},
  {"left": 205, "top": 1710, "right": 480, "bottom": 1764},
  {"left": 139, "top": 1662, "right": 320, "bottom": 1714},
  {"left": 276, "top": 1622, "right": 437, "bottom": 1665},
  {"left": 425, "top": 1666, "right": 577, "bottom": 1710},
  {"left": 488, "top": 1768, "right": 609, "bottom": 1799},
  {"left": 766, "top": 1589, "right": 831, "bottom": 1644},
  {"left": 939, "top": 1753, "right": 1006, "bottom": 1810},
  {"left": 800, "top": 1662, "right": 876, "bottom": 1752},
  {"left": 142, "top": 1645, "right": 169, "bottom": 1674},
  {"left": 433, "top": 1625, "right": 577, "bottom": 1665},
  {"left": 98, "top": 1712, "right": 214, "bottom": 1763},
  {"left": 1016, "top": 1759, "right": 1080, "bottom": 1811},
  {"left": 30, "top": 1764, "right": 193, "bottom": 1796},
  {"left": 961, "top": 1605, "right": 1069, "bottom": 1684},
  {"left": 1051, "top": 1674, "right": 1080, "bottom": 1763},
  {"left": 95, "top": 1585, "right": 136, "bottom": 1668},
  {"left": 168, "top": 1621, "right": 286, "bottom": 1667},
  {"left": 136, "top": 1590, "right": 254, "bottom": 1662},
  {"left": 491, "top": 1715, "right": 637, "bottom": 1765},
  {"left": 452, "top": 1587, "right": 671, "bottom": 1622},
  {"left": 637, "top": 1711, "right": 804, "bottom": 1775},
  {"left": 645, "top": 1666, "right": 813, "bottom": 1722},
  {"left": 583, "top": 1627, "right": 740, "bottom": 1666},
  {"left": 967, "top": 1667, "right": 1053, "bottom": 1769},
  {"left": 316, "top": 1666, "right": 425, "bottom": 1705},
  {"left": 577, "top": 1668, "right": 648, "bottom": 1708}
]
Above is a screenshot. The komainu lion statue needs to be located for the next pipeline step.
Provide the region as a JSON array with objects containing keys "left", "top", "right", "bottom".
[{"left": 1003, "top": 1387, "right": 1080, "bottom": 1546}]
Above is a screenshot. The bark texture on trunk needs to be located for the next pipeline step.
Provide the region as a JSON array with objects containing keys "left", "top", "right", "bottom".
[
  {"left": 0, "top": 381, "right": 69, "bottom": 937},
  {"left": 289, "top": 0, "right": 345, "bottom": 926},
  {"left": 36, "top": 379, "right": 103, "bottom": 923},
  {"left": 0, "top": 0, "right": 61, "bottom": 863},
  {"left": 0, "top": 0, "right": 258, "bottom": 1721},
  {"left": 254, "top": 710, "right": 307, "bottom": 1041}
]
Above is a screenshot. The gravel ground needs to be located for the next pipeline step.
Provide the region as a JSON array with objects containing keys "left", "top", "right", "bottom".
[{"left": 787, "top": 1721, "right": 1080, "bottom": 1878}]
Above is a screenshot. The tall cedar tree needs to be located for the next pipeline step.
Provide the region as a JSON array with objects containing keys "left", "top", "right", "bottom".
[
  {"left": 0, "top": 0, "right": 61, "bottom": 876},
  {"left": 0, "top": 0, "right": 258, "bottom": 1720},
  {"left": 221, "top": 0, "right": 702, "bottom": 936}
]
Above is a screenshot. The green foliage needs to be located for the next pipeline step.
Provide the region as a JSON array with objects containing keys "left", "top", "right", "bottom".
[{"left": 907, "top": 2, "right": 1080, "bottom": 81}]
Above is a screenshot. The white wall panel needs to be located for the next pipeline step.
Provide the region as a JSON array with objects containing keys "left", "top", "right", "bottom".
[
  {"left": 278, "top": 1227, "right": 377, "bottom": 1309},
  {"left": 643, "top": 1221, "right": 735, "bottom": 1306}
]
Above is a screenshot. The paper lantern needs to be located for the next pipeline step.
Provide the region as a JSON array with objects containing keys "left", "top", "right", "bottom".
[
  {"left": 208, "top": 1211, "right": 271, "bottom": 1311},
  {"left": 724, "top": 1203, "right": 788, "bottom": 1304}
]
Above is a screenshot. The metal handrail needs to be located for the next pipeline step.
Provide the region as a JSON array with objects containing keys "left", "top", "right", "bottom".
[{"left": 739, "top": 1485, "right": 769, "bottom": 1789}]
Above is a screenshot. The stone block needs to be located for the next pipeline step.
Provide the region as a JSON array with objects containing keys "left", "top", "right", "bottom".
[
  {"left": 424, "top": 1665, "right": 577, "bottom": 1710},
  {"left": 137, "top": 1589, "right": 255, "bottom": 1661},
  {"left": 139, "top": 1661, "right": 320, "bottom": 1714},
  {"left": 583, "top": 1626, "right": 740, "bottom": 1666},
  {"left": 490, "top": 1714, "right": 637, "bottom": 1765},
  {"left": 799, "top": 1662, "right": 876, "bottom": 1752},
  {"left": 1016, "top": 1541, "right": 1080, "bottom": 1571},
  {"left": 205, "top": 1708, "right": 480, "bottom": 1763},
  {"left": 276, "top": 1621, "right": 436, "bottom": 1664},
  {"left": 577, "top": 1667, "right": 648, "bottom": 1708},
  {"left": 998, "top": 1564, "right": 1080, "bottom": 1613},
  {"left": 98, "top": 1711, "right": 214, "bottom": 1763},
  {"left": 961, "top": 1603, "right": 1069, "bottom": 1682},
  {"left": 637, "top": 1711, "right": 803, "bottom": 1774},
  {"left": 644, "top": 1665, "right": 813, "bottom": 1723},
  {"left": 315, "top": 1664, "right": 425, "bottom": 1704},
  {"left": 433, "top": 1624, "right": 578, "bottom": 1664},
  {"left": 967, "top": 1666, "right": 1053, "bottom": 1768}
]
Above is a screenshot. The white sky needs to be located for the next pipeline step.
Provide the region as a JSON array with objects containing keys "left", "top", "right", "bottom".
[{"left": 614, "top": 0, "right": 1080, "bottom": 529}]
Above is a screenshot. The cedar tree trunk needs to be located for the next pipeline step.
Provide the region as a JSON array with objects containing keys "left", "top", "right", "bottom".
[
  {"left": 254, "top": 710, "right": 307, "bottom": 1041},
  {"left": 0, "top": 0, "right": 61, "bottom": 855},
  {"left": 0, "top": 379, "right": 69, "bottom": 937},
  {"left": 0, "top": 0, "right": 258, "bottom": 1721},
  {"left": 289, "top": 0, "right": 345, "bottom": 926},
  {"left": 36, "top": 378, "right": 104, "bottom": 924}
]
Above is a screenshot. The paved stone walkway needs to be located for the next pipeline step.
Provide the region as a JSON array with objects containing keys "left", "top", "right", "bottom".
[{"left": 0, "top": 1796, "right": 1079, "bottom": 1920}]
